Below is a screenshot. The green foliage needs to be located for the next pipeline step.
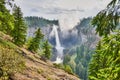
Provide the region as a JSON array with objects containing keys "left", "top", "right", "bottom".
[
  {"left": 53, "top": 63, "right": 64, "bottom": 69},
  {"left": 24, "top": 16, "right": 59, "bottom": 28},
  {"left": 0, "top": 45, "right": 25, "bottom": 80},
  {"left": 92, "top": 0, "right": 119, "bottom": 36},
  {"left": 69, "top": 58, "right": 76, "bottom": 73},
  {"left": 0, "top": 0, "right": 14, "bottom": 35},
  {"left": 74, "top": 45, "right": 94, "bottom": 80},
  {"left": 53, "top": 63, "right": 73, "bottom": 75},
  {"left": 89, "top": 31, "right": 120, "bottom": 80},
  {"left": 64, "top": 65, "right": 73, "bottom": 74},
  {"left": 75, "top": 45, "right": 84, "bottom": 64},
  {"left": 63, "top": 45, "right": 94, "bottom": 80},
  {"left": 89, "top": 0, "right": 120, "bottom": 80},
  {"left": 12, "top": 5, "right": 27, "bottom": 46},
  {"left": 25, "top": 37, "right": 33, "bottom": 49},
  {"left": 63, "top": 54, "right": 71, "bottom": 65},
  {"left": 0, "top": 38, "right": 17, "bottom": 49},
  {"left": 43, "top": 40, "right": 52, "bottom": 59},
  {"left": 63, "top": 17, "right": 96, "bottom": 80},
  {"left": 28, "top": 28, "right": 44, "bottom": 52}
]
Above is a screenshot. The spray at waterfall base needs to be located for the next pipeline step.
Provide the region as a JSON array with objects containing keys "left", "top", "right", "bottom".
[{"left": 50, "top": 25, "right": 64, "bottom": 64}]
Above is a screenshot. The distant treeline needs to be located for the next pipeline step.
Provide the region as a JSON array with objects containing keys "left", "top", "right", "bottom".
[{"left": 24, "top": 16, "right": 59, "bottom": 27}]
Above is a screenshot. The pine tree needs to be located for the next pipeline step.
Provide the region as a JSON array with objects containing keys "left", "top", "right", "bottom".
[
  {"left": 0, "top": 0, "right": 14, "bottom": 34},
  {"left": 43, "top": 40, "right": 52, "bottom": 59},
  {"left": 89, "top": 33, "right": 120, "bottom": 80},
  {"left": 89, "top": 0, "right": 120, "bottom": 80},
  {"left": 91, "top": 0, "right": 119, "bottom": 36},
  {"left": 12, "top": 5, "right": 27, "bottom": 46},
  {"left": 28, "top": 28, "right": 44, "bottom": 52}
]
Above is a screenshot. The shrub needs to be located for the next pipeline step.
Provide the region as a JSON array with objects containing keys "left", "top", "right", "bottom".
[
  {"left": 53, "top": 63, "right": 64, "bottom": 69},
  {"left": 64, "top": 65, "right": 73, "bottom": 74}
]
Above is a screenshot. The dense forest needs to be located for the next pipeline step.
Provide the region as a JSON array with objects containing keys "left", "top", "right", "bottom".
[
  {"left": 25, "top": 16, "right": 59, "bottom": 27},
  {"left": 62, "top": 17, "right": 97, "bottom": 80}
]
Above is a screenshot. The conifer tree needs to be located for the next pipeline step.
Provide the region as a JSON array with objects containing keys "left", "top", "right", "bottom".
[
  {"left": 28, "top": 28, "right": 44, "bottom": 52},
  {"left": 0, "top": 0, "right": 14, "bottom": 34},
  {"left": 12, "top": 5, "right": 27, "bottom": 46},
  {"left": 89, "top": 0, "right": 120, "bottom": 80},
  {"left": 43, "top": 40, "right": 51, "bottom": 59}
]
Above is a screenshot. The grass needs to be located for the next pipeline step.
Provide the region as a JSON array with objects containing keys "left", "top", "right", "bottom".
[{"left": 0, "top": 38, "right": 17, "bottom": 49}]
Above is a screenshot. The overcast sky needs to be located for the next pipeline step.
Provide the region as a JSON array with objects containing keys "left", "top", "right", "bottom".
[
  {"left": 14, "top": 0, "right": 112, "bottom": 30},
  {"left": 14, "top": 0, "right": 111, "bottom": 19}
]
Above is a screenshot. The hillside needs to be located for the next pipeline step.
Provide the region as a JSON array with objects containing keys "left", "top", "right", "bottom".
[
  {"left": 0, "top": 31, "right": 79, "bottom": 80},
  {"left": 24, "top": 16, "right": 59, "bottom": 28}
]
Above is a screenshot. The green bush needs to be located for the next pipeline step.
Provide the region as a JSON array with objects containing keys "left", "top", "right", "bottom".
[
  {"left": 0, "top": 45, "right": 25, "bottom": 80},
  {"left": 64, "top": 65, "right": 73, "bottom": 74},
  {"left": 53, "top": 63, "right": 64, "bottom": 69}
]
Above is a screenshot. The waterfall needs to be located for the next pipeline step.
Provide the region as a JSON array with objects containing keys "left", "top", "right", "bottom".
[
  {"left": 53, "top": 25, "right": 61, "bottom": 47},
  {"left": 52, "top": 25, "right": 64, "bottom": 64}
]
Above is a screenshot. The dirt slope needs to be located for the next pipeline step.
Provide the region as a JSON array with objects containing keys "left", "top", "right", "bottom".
[{"left": 11, "top": 48, "right": 80, "bottom": 80}]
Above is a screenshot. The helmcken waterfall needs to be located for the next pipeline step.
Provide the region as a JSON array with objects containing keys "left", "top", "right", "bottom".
[{"left": 52, "top": 25, "right": 64, "bottom": 64}]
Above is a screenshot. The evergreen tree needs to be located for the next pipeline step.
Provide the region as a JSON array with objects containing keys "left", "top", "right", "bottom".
[
  {"left": 63, "top": 54, "right": 71, "bottom": 65},
  {"left": 89, "top": 33, "right": 120, "bottom": 80},
  {"left": 91, "top": 0, "right": 119, "bottom": 36},
  {"left": 28, "top": 28, "right": 44, "bottom": 52},
  {"left": 89, "top": 0, "right": 120, "bottom": 80},
  {"left": 0, "top": 0, "right": 14, "bottom": 34},
  {"left": 12, "top": 5, "right": 27, "bottom": 46},
  {"left": 43, "top": 40, "right": 52, "bottom": 59}
]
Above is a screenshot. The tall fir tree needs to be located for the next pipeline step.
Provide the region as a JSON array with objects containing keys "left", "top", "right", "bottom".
[
  {"left": 28, "top": 28, "right": 44, "bottom": 52},
  {"left": 43, "top": 40, "right": 52, "bottom": 59},
  {"left": 12, "top": 5, "right": 27, "bottom": 46}
]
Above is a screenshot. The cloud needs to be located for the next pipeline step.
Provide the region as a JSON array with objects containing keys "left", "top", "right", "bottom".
[
  {"left": 14, "top": 0, "right": 112, "bottom": 31},
  {"left": 14, "top": 0, "right": 111, "bottom": 19}
]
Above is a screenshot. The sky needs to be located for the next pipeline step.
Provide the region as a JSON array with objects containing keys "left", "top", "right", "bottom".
[{"left": 14, "top": 0, "right": 112, "bottom": 30}]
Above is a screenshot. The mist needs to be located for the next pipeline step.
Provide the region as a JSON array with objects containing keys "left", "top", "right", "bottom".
[{"left": 58, "top": 11, "right": 80, "bottom": 31}]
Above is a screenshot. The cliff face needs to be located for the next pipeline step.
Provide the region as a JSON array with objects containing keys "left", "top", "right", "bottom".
[
  {"left": 0, "top": 31, "right": 79, "bottom": 80},
  {"left": 26, "top": 17, "right": 99, "bottom": 59},
  {"left": 27, "top": 17, "right": 99, "bottom": 49}
]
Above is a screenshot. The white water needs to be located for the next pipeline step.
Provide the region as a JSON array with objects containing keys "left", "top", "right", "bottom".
[
  {"left": 53, "top": 25, "right": 61, "bottom": 47},
  {"left": 52, "top": 25, "right": 64, "bottom": 64}
]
